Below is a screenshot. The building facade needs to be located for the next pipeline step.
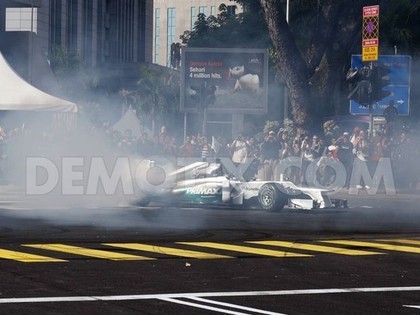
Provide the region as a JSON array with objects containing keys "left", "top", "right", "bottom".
[
  {"left": 152, "top": 0, "right": 240, "bottom": 67},
  {"left": 0, "top": 0, "right": 153, "bottom": 91}
]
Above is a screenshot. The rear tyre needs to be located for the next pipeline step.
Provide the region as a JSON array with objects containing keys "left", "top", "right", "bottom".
[{"left": 258, "top": 183, "right": 287, "bottom": 212}]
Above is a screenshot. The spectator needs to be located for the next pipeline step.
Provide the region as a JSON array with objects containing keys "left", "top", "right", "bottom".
[
  {"left": 288, "top": 137, "right": 302, "bottom": 183},
  {"left": 317, "top": 138, "right": 339, "bottom": 186},
  {"left": 336, "top": 132, "right": 354, "bottom": 188},
  {"left": 301, "top": 135, "right": 314, "bottom": 185},
  {"left": 200, "top": 136, "right": 212, "bottom": 161},
  {"left": 350, "top": 127, "right": 361, "bottom": 146},
  {"left": 383, "top": 100, "right": 398, "bottom": 135},
  {"left": 311, "top": 135, "right": 324, "bottom": 159},
  {"left": 214, "top": 136, "right": 231, "bottom": 157},
  {"left": 352, "top": 130, "right": 370, "bottom": 189},
  {"left": 163, "top": 136, "right": 178, "bottom": 156},
  {"left": 353, "top": 130, "right": 369, "bottom": 161},
  {"left": 230, "top": 133, "right": 248, "bottom": 167},
  {"left": 246, "top": 137, "right": 259, "bottom": 160},
  {"left": 259, "top": 131, "right": 281, "bottom": 180},
  {"left": 179, "top": 136, "right": 195, "bottom": 157}
]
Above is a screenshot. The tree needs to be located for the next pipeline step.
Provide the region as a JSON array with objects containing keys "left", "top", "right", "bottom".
[
  {"left": 379, "top": 0, "right": 420, "bottom": 55},
  {"left": 259, "top": 0, "right": 311, "bottom": 127},
  {"left": 183, "top": 1, "right": 420, "bottom": 130},
  {"left": 132, "top": 66, "right": 179, "bottom": 135},
  {"left": 256, "top": 0, "right": 420, "bottom": 123},
  {"left": 182, "top": 1, "right": 360, "bottom": 129},
  {"left": 180, "top": 4, "right": 271, "bottom": 48}
]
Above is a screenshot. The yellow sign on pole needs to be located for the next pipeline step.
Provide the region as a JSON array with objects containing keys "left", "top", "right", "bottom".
[{"left": 362, "top": 5, "right": 379, "bottom": 62}]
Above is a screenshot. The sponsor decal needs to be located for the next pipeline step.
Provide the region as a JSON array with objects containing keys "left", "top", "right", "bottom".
[{"left": 186, "top": 187, "right": 221, "bottom": 195}]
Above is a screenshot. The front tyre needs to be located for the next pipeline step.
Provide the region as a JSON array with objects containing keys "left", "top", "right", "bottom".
[{"left": 258, "top": 183, "right": 287, "bottom": 212}]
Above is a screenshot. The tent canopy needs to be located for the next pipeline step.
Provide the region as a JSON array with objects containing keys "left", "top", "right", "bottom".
[
  {"left": 0, "top": 51, "right": 77, "bottom": 113},
  {"left": 113, "top": 108, "right": 151, "bottom": 137}
]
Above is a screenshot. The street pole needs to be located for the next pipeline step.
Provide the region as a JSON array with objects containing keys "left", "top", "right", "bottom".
[
  {"left": 202, "top": 107, "right": 207, "bottom": 135},
  {"left": 29, "top": 0, "right": 34, "bottom": 84},
  {"left": 369, "top": 103, "right": 374, "bottom": 139},
  {"left": 184, "top": 112, "right": 187, "bottom": 141},
  {"left": 201, "top": 81, "right": 208, "bottom": 135},
  {"left": 283, "top": 0, "right": 290, "bottom": 121},
  {"left": 369, "top": 62, "right": 374, "bottom": 139}
]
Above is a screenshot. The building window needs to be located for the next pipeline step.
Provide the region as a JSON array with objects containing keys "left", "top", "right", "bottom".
[
  {"left": 83, "top": 1, "right": 93, "bottom": 66},
  {"left": 154, "top": 8, "right": 160, "bottom": 63},
  {"left": 66, "top": 0, "right": 78, "bottom": 53},
  {"left": 227, "top": 5, "right": 236, "bottom": 16},
  {"left": 191, "top": 7, "right": 197, "bottom": 30},
  {"left": 5, "top": 8, "right": 37, "bottom": 33},
  {"left": 199, "top": 6, "right": 208, "bottom": 16},
  {"left": 167, "top": 7, "right": 176, "bottom": 67},
  {"left": 210, "top": 6, "right": 216, "bottom": 16}
]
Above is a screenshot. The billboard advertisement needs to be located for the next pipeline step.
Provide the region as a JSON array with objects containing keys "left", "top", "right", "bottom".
[
  {"left": 350, "top": 55, "right": 411, "bottom": 116},
  {"left": 180, "top": 48, "right": 268, "bottom": 114}
]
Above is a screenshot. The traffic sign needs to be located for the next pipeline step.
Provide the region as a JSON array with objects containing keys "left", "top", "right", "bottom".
[
  {"left": 350, "top": 55, "right": 411, "bottom": 116},
  {"left": 362, "top": 5, "right": 379, "bottom": 62}
]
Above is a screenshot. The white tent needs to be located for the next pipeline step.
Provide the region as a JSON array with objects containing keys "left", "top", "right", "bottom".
[
  {"left": 113, "top": 108, "right": 151, "bottom": 137},
  {"left": 0, "top": 51, "right": 77, "bottom": 113}
]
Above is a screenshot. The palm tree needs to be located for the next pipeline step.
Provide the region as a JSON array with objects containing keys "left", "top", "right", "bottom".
[{"left": 134, "top": 67, "right": 179, "bottom": 135}]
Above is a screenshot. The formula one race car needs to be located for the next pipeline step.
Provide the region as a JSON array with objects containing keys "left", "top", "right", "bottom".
[{"left": 135, "top": 160, "right": 347, "bottom": 211}]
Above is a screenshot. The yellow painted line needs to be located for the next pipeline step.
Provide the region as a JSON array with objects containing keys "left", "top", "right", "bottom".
[
  {"left": 381, "top": 239, "right": 420, "bottom": 246},
  {"left": 104, "top": 243, "right": 233, "bottom": 259},
  {"left": 24, "top": 244, "right": 153, "bottom": 261},
  {"left": 177, "top": 242, "right": 311, "bottom": 258},
  {"left": 0, "top": 248, "right": 66, "bottom": 263},
  {"left": 247, "top": 240, "right": 382, "bottom": 256},
  {"left": 320, "top": 240, "right": 420, "bottom": 254}
]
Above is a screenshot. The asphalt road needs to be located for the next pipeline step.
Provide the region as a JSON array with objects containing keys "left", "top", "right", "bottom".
[{"left": 0, "top": 191, "right": 420, "bottom": 314}]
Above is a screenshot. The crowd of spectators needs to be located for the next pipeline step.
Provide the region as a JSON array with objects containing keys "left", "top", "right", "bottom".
[
  {"left": 103, "top": 120, "right": 419, "bottom": 191},
  {"left": 0, "top": 116, "right": 418, "bottom": 191}
]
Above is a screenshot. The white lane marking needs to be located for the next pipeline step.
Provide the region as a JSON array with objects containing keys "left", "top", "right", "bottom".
[
  {"left": 403, "top": 305, "right": 420, "bottom": 309},
  {"left": 1, "top": 286, "right": 420, "bottom": 304},
  {"left": 187, "top": 296, "right": 286, "bottom": 315},
  {"left": 159, "top": 297, "right": 255, "bottom": 315}
]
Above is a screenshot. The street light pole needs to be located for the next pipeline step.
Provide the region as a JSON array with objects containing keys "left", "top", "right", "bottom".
[
  {"left": 283, "top": 0, "right": 290, "bottom": 121},
  {"left": 29, "top": 0, "right": 34, "bottom": 83}
]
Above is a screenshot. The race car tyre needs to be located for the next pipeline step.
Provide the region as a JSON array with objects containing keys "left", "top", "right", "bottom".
[{"left": 258, "top": 183, "right": 287, "bottom": 211}]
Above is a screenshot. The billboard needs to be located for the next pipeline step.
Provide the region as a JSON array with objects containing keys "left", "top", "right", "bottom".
[
  {"left": 350, "top": 55, "right": 411, "bottom": 116},
  {"left": 180, "top": 48, "right": 268, "bottom": 114}
]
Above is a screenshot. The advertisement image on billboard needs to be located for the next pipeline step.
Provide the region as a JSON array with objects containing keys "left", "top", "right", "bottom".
[{"left": 181, "top": 48, "right": 268, "bottom": 114}]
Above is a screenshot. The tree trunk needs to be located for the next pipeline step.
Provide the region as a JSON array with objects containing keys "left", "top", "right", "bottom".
[{"left": 260, "top": 0, "right": 311, "bottom": 128}]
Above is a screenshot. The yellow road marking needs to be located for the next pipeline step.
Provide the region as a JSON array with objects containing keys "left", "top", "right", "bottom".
[
  {"left": 382, "top": 239, "right": 420, "bottom": 246},
  {"left": 24, "top": 244, "right": 153, "bottom": 261},
  {"left": 246, "top": 240, "right": 383, "bottom": 256},
  {"left": 177, "top": 242, "right": 311, "bottom": 258},
  {"left": 0, "top": 248, "right": 65, "bottom": 263},
  {"left": 320, "top": 240, "right": 420, "bottom": 254},
  {"left": 104, "top": 243, "right": 233, "bottom": 259}
]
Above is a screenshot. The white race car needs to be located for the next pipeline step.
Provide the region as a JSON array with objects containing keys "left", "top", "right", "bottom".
[{"left": 135, "top": 160, "right": 347, "bottom": 211}]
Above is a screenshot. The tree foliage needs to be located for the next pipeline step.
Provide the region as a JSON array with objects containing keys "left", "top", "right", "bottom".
[
  {"left": 180, "top": 4, "right": 270, "bottom": 48},
  {"left": 182, "top": 0, "right": 420, "bottom": 130},
  {"left": 131, "top": 67, "right": 180, "bottom": 134}
]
